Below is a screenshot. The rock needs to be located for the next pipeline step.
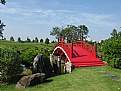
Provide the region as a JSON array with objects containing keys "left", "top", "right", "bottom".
[
  {"left": 103, "top": 73, "right": 116, "bottom": 77},
  {"left": 33, "top": 54, "right": 52, "bottom": 77},
  {"left": 16, "top": 73, "right": 45, "bottom": 88}
]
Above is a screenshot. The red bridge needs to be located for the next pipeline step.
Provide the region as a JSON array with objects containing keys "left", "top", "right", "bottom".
[{"left": 52, "top": 39, "right": 105, "bottom": 67}]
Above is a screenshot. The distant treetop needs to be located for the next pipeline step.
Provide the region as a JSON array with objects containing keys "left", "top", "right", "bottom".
[{"left": 0, "top": 0, "right": 6, "bottom": 5}]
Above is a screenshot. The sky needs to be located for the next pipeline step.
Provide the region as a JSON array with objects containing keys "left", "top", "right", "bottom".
[{"left": 0, "top": 0, "right": 121, "bottom": 41}]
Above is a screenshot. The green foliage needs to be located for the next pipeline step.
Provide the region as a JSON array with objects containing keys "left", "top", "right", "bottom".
[
  {"left": 26, "top": 37, "right": 31, "bottom": 42},
  {"left": 35, "top": 37, "right": 39, "bottom": 43},
  {"left": 45, "top": 38, "right": 50, "bottom": 44},
  {"left": 10, "top": 36, "right": 14, "bottom": 41},
  {"left": 17, "top": 37, "right": 22, "bottom": 42},
  {"left": 110, "top": 29, "right": 118, "bottom": 38},
  {"left": 0, "top": 20, "right": 6, "bottom": 39},
  {"left": 100, "top": 30, "right": 121, "bottom": 69},
  {"left": 0, "top": 46, "right": 22, "bottom": 83},
  {"left": 20, "top": 49, "right": 40, "bottom": 65},
  {"left": 50, "top": 25, "right": 89, "bottom": 42},
  {"left": 40, "top": 39, "right": 43, "bottom": 43}
]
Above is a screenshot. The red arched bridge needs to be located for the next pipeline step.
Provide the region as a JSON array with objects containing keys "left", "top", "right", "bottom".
[{"left": 52, "top": 39, "right": 105, "bottom": 68}]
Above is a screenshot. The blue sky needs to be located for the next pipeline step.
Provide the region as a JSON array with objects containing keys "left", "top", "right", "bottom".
[{"left": 0, "top": 0, "right": 121, "bottom": 41}]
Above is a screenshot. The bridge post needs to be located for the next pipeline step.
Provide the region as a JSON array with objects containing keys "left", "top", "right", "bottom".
[
  {"left": 80, "top": 40, "right": 83, "bottom": 48},
  {"left": 61, "top": 38, "right": 64, "bottom": 47},
  {"left": 57, "top": 56, "right": 61, "bottom": 74},
  {"left": 70, "top": 39, "right": 73, "bottom": 59},
  {"left": 94, "top": 43, "right": 97, "bottom": 58}
]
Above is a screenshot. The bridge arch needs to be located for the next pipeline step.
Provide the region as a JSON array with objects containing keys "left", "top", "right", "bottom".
[{"left": 52, "top": 46, "right": 71, "bottom": 62}]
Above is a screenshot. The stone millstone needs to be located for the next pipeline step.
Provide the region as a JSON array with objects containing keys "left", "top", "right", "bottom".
[{"left": 16, "top": 73, "right": 45, "bottom": 88}]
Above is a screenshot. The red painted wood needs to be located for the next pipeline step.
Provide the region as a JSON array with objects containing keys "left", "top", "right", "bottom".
[{"left": 53, "top": 39, "right": 105, "bottom": 67}]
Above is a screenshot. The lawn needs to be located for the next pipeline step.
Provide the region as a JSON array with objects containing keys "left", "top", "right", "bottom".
[
  {"left": 0, "top": 66, "right": 121, "bottom": 91},
  {"left": 0, "top": 40, "right": 56, "bottom": 50}
]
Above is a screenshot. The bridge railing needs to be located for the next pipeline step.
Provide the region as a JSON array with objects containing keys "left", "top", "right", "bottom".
[
  {"left": 54, "top": 39, "right": 71, "bottom": 59},
  {"left": 54, "top": 39, "right": 97, "bottom": 59},
  {"left": 73, "top": 40, "right": 96, "bottom": 57}
]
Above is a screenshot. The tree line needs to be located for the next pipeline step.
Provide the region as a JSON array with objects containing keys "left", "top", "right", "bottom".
[{"left": 9, "top": 36, "right": 51, "bottom": 44}]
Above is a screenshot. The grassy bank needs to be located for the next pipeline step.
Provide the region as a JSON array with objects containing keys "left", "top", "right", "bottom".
[
  {"left": 0, "top": 40, "right": 56, "bottom": 50},
  {"left": 0, "top": 66, "right": 121, "bottom": 91}
]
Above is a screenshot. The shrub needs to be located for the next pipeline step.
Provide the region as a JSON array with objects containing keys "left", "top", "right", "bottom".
[
  {"left": 101, "top": 37, "right": 121, "bottom": 69},
  {"left": 0, "top": 46, "right": 22, "bottom": 83},
  {"left": 20, "top": 49, "right": 40, "bottom": 66}
]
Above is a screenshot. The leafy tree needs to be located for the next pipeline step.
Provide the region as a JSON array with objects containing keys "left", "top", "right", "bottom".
[
  {"left": 51, "top": 40, "right": 55, "bottom": 43},
  {"left": 118, "top": 31, "right": 121, "bottom": 38},
  {"left": 18, "top": 37, "right": 22, "bottom": 42},
  {"left": 32, "top": 39, "right": 35, "bottom": 42},
  {"left": 45, "top": 38, "right": 49, "bottom": 44},
  {"left": 0, "top": 20, "right": 6, "bottom": 39},
  {"left": 40, "top": 39, "right": 43, "bottom": 43},
  {"left": 35, "top": 37, "right": 38, "bottom": 43},
  {"left": 0, "top": 0, "right": 6, "bottom": 5},
  {"left": 100, "top": 30, "right": 121, "bottom": 69},
  {"left": 110, "top": 29, "right": 118, "bottom": 38},
  {"left": 77, "top": 25, "right": 89, "bottom": 40},
  {"left": 50, "top": 27, "right": 63, "bottom": 42},
  {"left": 3, "top": 37, "right": 6, "bottom": 40},
  {"left": 50, "top": 25, "right": 89, "bottom": 42},
  {"left": 10, "top": 36, "right": 14, "bottom": 41},
  {"left": 26, "top": 37, "right": 31, "bottom": 42}
]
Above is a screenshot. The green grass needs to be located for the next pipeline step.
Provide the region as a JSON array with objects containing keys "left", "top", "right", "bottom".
[
  {"left": 0, "top": 40, "right": 56, "bottom": 50},
  {"left": 0, "top": 66, "right": 121, "bottom": 91},
  {"left": 0, "top": 40, "right": 121, "bottom": 91}
]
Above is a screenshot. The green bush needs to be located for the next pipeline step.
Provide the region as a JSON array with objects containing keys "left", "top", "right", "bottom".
[
  {"left": 20, "top": 49, "right": 40, "bottom": 65},
  {"left": 101, "top": 37, "right": 121, "bottom": 69},
  {"left": 0, "top": 46, "right": 22, "bottom": 83}
]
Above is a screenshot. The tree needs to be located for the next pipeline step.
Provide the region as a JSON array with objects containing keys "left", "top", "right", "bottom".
[
  {"left": 32, "top": 39, "right": 35, "bottom": 42},
  {"left": 50, "top": 27, "right": 63, "bottom": 42},
  {"left": 26, "top": 37, "right": 31, "bottom": 42},
  {"left": 50, "top": 25, "right": 89, "bottom": 43},
  {"left": 0, "top": 20, "right": 6, "bottom": 39},
  {"left": 0, "top": 0, "right": 6, "bottom": 5},
  {"left": 10, "top": 36, "right": 14, "bottom": 41},
  {"left": 40, "top": 39, "right": 43, "bottom": 43},
  {"left": 35, "top": 37, "right": 38, "bottom": 43},
  {"left": 111, "top": 29, "right": 118, "bottom": 38},
  {"left": 100, "top": 30, "right": 121, "bottom": 69},
  {"left": 18, "top": 37, "right": 22, "bottom": 42},
  {"left": 51, "top": 40, "right": 55, "bottom": 43},
  {"left": 118, "top": 31, "right": 121, "bottom": 38},
  {"left": 77, "top": 25, "right": 89, "bottom": 40},
  {"left": 45, "top": 38, "right": 49, "bottom": 44}
]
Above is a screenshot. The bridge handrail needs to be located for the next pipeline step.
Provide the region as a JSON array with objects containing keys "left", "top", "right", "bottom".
[
  {"left": 73, "top": 40, "right": 95, "bottom": 55},
  {"left": 54, "top": 40, "right": 71, "bottom": 58}
]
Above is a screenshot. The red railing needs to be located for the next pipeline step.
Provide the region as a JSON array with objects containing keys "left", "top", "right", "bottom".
[
  {"left": 73, "top": 40, "right": 96, "bottom": 57},
  {"left": 54, "top": 39, "right": 71, "bottom": 59},
  {"left": 54, "top": 39, "right": 97, "bottom": 59}
]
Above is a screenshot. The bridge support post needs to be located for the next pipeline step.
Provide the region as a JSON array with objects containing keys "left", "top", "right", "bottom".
[
  {"left": 57, "top": 56, "right": 61, "bottom": 74},
  {"left": 70, "top": 39, "right": 73, "bottom": 59},
  {"left": 94, "top": 44, "right": 97, "bottom": 58}
]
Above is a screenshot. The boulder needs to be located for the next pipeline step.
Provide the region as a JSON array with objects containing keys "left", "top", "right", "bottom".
[
  {"left": 16, "top": 73, "right": 45, "bottom": 88},
  {"left": 33, "top": 54, "right": 52, "bottom": 77}
]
